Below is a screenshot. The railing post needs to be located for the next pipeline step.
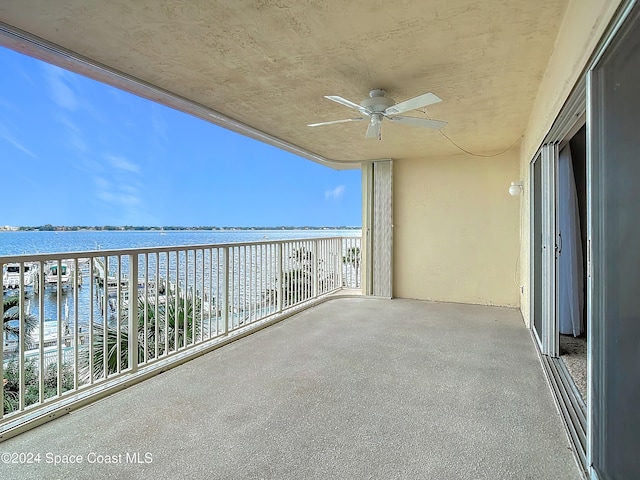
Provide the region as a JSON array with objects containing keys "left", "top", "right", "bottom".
[
  {"left": 128, "top": 254, "right": 138, "bottom": 372},
  {"left": 222, "top": 247, "right": 229, "bottom": 336},
  {"left": 277, "top": 243, "right": 283, "bottom": 313}
]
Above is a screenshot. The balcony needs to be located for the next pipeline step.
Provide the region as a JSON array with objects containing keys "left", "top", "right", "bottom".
[
  {"left": 0, "top": 294, "right": 580, "bottom": 478},
  {"left": 1, "top": 236, "right": 581, "bottom": 478}
]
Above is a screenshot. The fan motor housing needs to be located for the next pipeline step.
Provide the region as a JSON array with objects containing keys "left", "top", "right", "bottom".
[{"left": 361, "top": 90, "right": 395, "bottom": 113}]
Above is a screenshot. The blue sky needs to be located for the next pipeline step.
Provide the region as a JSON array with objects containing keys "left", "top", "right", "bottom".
[{"left": 0, "top": 47, "right": 361, "bottom": 227}]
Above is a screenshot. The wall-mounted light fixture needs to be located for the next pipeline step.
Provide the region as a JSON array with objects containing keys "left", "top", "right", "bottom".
[{"left": 509, "top": 181, "right": 523, "bottom": 196}]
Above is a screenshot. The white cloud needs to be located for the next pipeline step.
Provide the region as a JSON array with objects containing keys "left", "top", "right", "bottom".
[
  {"left": 56, "top": 114, "right": 88, "bottom": 153},
  {"left": 43, "top": 64, "right": 78, "bottom": 111},
  {"left": 94, "top": 177, "right": 110, "bottom": 189},
  {"left": 325, "top": 185, "right": 346, "bottom": 201},
  {"left": 0, "top": 123, "right": 37, "bottom": 158},
  {"left": 151, "top": 103, "right": 168, "bottom": 139},
  {"left": 97, "top": 191, "right": 140, "bottom": 207},
  {"left": 0, "top": 96, "right": 21, "bottom": 115},
  {"left": 104, "top": 154, "right": 140, "bottom": 173},
  {"left": 94, "top": 176, "right": 141, "bottom": 208}
]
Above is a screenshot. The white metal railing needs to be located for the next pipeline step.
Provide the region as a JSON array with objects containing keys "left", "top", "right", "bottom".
[{"left": 0, "top": 236, "right": 361, "bottom": 436}]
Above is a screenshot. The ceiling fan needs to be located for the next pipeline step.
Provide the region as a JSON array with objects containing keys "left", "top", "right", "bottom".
[{"left": 308, "top": 88, "right": 446, "bottom": 140}]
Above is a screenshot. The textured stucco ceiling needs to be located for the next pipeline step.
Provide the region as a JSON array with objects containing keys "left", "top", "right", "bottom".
[{"left": 0, "top": 1, "right": 569, "bottom": 166}]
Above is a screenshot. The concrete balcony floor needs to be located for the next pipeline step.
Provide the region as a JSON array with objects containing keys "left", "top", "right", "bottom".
[{"left": 1, "top": 297, "right": 581, "bottom": 479}]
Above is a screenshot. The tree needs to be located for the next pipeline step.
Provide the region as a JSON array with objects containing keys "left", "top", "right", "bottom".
[
  {"left": 3, "top": 359, "right": 74, "bottom": 415},
  {"left": 82, "top": 291, "right": 202, "bottom": 381},
  {"left": 3, "top": 296, "right": 37, "bottom": 350},
  {"left": 3, "top": 297, "right": 75, "bottom": 415}
]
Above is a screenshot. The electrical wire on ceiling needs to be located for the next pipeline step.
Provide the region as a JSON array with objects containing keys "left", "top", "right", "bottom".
[{"left": 420, "top": 109, "right": 523, "bottom": 158}]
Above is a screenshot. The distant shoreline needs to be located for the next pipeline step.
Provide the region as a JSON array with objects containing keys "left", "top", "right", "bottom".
[{"left": 1, "top": 225, "right": 362, "bottom": 232}]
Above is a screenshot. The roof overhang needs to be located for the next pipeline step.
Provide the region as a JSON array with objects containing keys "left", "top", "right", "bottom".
[{"left": 0, "top": 1, "right": 570, "bottom": 168}]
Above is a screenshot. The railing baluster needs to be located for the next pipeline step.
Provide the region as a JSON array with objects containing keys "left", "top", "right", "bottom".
[
  {"left": 222, "top": 247, "right": 229, "bottom": 336},
  {"left": 154, "top": 252, "right": 159, "bottom": 360},
  {"left": 249, "top": 245, "right": 252, "bottom": 323},
  {"left": 164, "top": 252, "right": 169, "bottom": 357},
  {"left": 116, "top": 256, "right": 122, "bottom": 374},
  {"left": 244, "top": 246, "right": 249, "bottom": 324},
  {"left": 250, "top": 245, "right": 254, "bottom": 323},
  {"left": 186, "top": 251, "right": 190, "bottom": 345},
  {"left": 174, "top": 251, "right": 178, "bottom": 350},
  {"left": 239, "top": 245, "right": 243, "bottom": 327},
  {"left": 56, "top": 259, "right": 62, "bottom": 396},
  {"left": 103, "top": 255, "right": 109, "bottom": 379},
  {"left": 142, "top": 253, "right": 148, "bottom": 364},
  {"left": 73, "top": 258, "right": 79, "bottom": 392},
  {"left": 200, "top": 248, "right": 205, "bottom": 342},
  {"left": 261, "top": 245, "right": 265, "bottom": 318},
  {"left": 129, "top": 254, "right": 138, "bottom": 373},
  {"left": 18, "top": 262, "right": 26, "bottom": 411},
  {"left": 207, "top": 248, "right": 212, "bottom": 339},
  {"left": 277, "top": 243, "right": 283, "bottom": 313},
  {"left": 89, "top": 257, "right": 94, "bottom": 385},
  {"left": 313, "top": 240, "right": 318, "bottom": 299},
  {"left": 184, "top": 250, "right": 189, "bottom": 348}
]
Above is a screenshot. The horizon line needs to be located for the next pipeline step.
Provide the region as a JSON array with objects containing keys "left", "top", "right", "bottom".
[{"left": 1, "top": 225, "right": 362, "bottom": 231}]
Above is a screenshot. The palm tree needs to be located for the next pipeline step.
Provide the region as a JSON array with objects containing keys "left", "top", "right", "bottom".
[
  {"left": 3, "top": 296, "right": 38, "bottom": 413},
  {"left": 3, "top": 296, "right": 37, "bottom": 350},
  {"left": 83, "top": 291, "right": 201, "bottom": 380}
]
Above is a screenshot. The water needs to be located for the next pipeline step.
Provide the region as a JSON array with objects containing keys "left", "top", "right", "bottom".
[{"left": 0, "top": 229, "right": 360, "bottom": 256}]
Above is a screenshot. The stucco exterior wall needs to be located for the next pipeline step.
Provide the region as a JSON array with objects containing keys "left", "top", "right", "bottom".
[
  {"left": 518, "top": 0, "right": 624, "bottom": 326},
  {"left": 393, "top": 150, "right": 520, "bottom": 307}
]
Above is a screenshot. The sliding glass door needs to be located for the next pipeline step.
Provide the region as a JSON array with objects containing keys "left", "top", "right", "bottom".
[{"left": 589, "top": 3, "right": 640, "bottom": 477}]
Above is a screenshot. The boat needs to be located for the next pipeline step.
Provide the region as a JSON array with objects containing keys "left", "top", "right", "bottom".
[
  {"left": 43, "top": 261, "right": 77, "bottom": 289},
  {"left": 2, "top": 262, "right": 36, "bottom": 289}
]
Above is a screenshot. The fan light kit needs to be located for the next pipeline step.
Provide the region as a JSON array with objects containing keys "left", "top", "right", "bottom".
[{"left": 308, "top": 88, "right": 446, "bottom": 140}]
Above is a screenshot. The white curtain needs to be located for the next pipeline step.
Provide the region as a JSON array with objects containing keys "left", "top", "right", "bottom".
[{"left": 558, "top": 144, "right": 584, "bottom": 336}]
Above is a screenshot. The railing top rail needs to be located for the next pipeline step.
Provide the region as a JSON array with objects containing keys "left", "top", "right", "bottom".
[{"left": 0, "top": 236, "right": 360, "bottom": 263}]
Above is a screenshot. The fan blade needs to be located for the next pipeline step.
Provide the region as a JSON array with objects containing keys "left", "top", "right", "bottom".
[
  {"left": 388, "top": 115, "right": 447, "bottom": 129},
  {"left": 307, "top": 118, "right": 364, "bottom": 127},
  {"left": 385, "top": 92, "right": 442, "bottom": 115},
  {"left": 325, "top": 95, "right": 370, "bottom": 115},
  {"left": 365, "top": 121, "right": 382, "bottom": 140}
]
